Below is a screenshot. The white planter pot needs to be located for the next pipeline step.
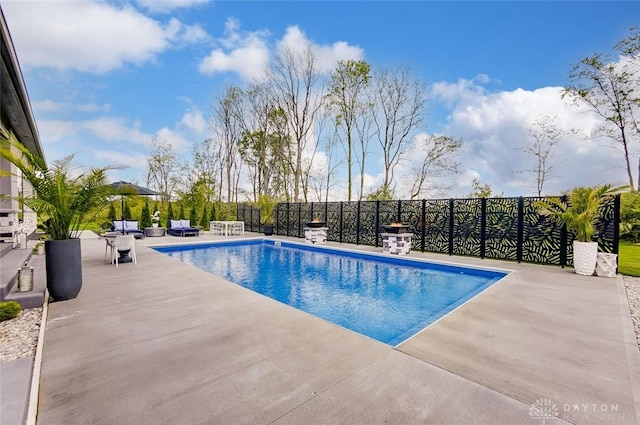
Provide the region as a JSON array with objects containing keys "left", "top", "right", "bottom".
[
  {"left": 573, "top": 241, "right": 598, "bottom": 276},
  {"left": 595, "top": 253, "right": 618, "bottom": 277}
]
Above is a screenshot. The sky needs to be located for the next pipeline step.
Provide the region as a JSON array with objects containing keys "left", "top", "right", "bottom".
[{"left": 2, "top": 0, "right": 640, "bottom": 200}]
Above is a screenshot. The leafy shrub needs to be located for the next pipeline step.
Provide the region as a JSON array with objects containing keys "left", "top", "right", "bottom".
[
  {"left": 620, "top": 191, "right": 640, "bottom": 243},
  {"left": 0, "top": 301, "right": 21, "bottom": 322},
  {"left": 140, "top": 201, "right": 152, "bottom": 229}
]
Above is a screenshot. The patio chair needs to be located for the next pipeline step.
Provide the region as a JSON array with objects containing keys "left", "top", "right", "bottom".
[
  {"left": 167, "top": 219, "right": 200, "bottom": 237},
  {"left": 111, "top": 234, "right": 137, "bottom": 267}
]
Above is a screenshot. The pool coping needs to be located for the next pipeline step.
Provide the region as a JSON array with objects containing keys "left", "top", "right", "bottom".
[
  {"left": 34, "top": 233, "right": 640, "bottom": 425},
  {"left": 152, "top": 237, "right": 511, "bottom": 347}
]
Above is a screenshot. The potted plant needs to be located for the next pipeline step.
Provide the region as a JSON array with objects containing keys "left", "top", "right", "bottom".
[
  {"left": 258, "top": 194, "right": 277, "bottom": 236},
  {"left": 536, "top": 185, "right": 621, "bottom": 276},
  {"left": 0, "top": 130, "right": 114, "bottom": 300}
]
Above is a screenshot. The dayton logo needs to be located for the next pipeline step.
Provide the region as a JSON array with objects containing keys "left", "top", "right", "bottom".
[{"left": 529, "top": 398, "right": 559, "bottom": 424}]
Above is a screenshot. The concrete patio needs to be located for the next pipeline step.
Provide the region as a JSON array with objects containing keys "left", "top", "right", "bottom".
[{"left": 34, "top": 233, "right": 640, "bottom": 424}]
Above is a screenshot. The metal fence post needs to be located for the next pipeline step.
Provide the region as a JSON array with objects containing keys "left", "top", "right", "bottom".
[
  {"left": 339, "top": 201, "right": 344, "bottom": 243},
  {"left": 297, "top": 203, "right": 302, "bottom": 238},
  {"left": 613, "top": 194, "right": 621, "bottom": 255},
  {"left": 421, "top": 199, "right": 426, "bottom": 252},
  {"left": 448, "top": 198, "right": 454, "bottom": 256},
  {"left": 356, "top": 201, "right": 361, "bottom": 245},
  {"left": 375, "top": 200, "right": 380, "bottom": 248},
  {"left": 480, "top": 198, "right": 487, "bottom": 259},
  {"left": 517, "top": 197, "right": 524, "bottom": 263},
  {"left": 286, "top": 202, "right": 290, "bottom": 237}
]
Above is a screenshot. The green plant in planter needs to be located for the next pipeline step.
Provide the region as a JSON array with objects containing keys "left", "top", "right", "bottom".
[
  {"left": 0, "top": 301, "right": 21, "bottom": 322},
  {"left": 535, "top": 185, "right": 622, "bottom": 242},
  {"left": 0, "top": 129, "right": 115, "bottom": 300},
  {"left": 536, "top": 184, "right": 625, "bottom": 276},
  {"left": 258, "top": 194, "right": 277, "bottom": 226}
]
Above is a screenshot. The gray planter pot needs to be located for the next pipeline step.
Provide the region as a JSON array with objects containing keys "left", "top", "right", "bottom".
[{"left": 45, "top": 238, "right": 83, "bottom": 301}]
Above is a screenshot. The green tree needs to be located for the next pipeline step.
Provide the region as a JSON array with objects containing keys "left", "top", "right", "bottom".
[
  {"left": 178, "top": 203, "right": 185, "bottom": 220},
  {"left": 620, "top": 191, "right": 640, "bottom": 242},
  {"left": 189, "top": 205, "right": 198, "bottom": 226},
  {"left": 123, "top": 202, "right": 132, "bottom": 220},
  {"left": 209, "top": 202, "right": 217, "bottom": 222},
  {"left": 564, "top": 30, "right": 639, "bottom": 191},
  {"left": 140, "top": 201, "right": 152, "bottom": 229},
  {"left": 108, "top": 202, "right": 117, "bottom": 221},
  {"left": 468, "top": 178, "right": 494, "bottom": 198},
  {"left": 200, "top": 204, "right": 209, "bottom": 230},
  {"left": 167, "top": 202, "right": 174, "bottom": 227},
  {"left": 327, "top": 60, "right": 371, "bottom": 202},
  {"left": 366, "top": 185, "right": 394, "bottom": 201}
]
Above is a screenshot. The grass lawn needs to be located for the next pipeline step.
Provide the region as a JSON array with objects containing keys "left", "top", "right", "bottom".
[{"left": 619, "top": 241, "right": 640, "bottom": 277}]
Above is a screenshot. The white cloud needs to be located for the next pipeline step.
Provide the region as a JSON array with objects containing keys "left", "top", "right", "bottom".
[
  {"left": 199, "top": 20, "right": 364, "bottom": 81},
  {"left": 428, "top": 77, "right": 633, "bottom": 197},
  {"left": 81, "top": 118, "right": 155, "bottom": 147},
  {"left": 33, "top": 100, "right": 110, "bottom": 114},
  {"left": 278, "top": 26, "right": 364, "bottom": 74},
  {"left": 198, "top": 18, "right": 271, "bottom": 81},
  {"left": 2, "top": 1, "right": 209, "bottom": 73},
  {"left": 36, "top": 120, "right": 77, "bottom": 144},
  {"left": 94, "top": 149, "right": 148, "bottom": 169},
  {"left": 135, "top": 0, "right": 210, "bottom": 14},
  {"left": 155, "top": 127, "right": 191, "bottom": 152},
  {"left": 180, "top": 108, "right": 207, "bottom": 134}
]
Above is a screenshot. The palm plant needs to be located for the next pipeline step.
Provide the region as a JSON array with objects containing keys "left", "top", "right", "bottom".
[
  {"left": 0, "top": 130, "right": 113, "bottom": 240},
  {"left": 535, "top": 185, "right": 622, "bottom": 242},
  {"left": 258, "top": 194, "right": 277, "bottom": 225}
]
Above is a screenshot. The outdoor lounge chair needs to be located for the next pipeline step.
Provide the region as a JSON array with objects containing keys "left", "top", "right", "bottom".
[
  {"left": 167, "top": 219, "right": 200, "bottom": 237},
  {"left": 112, "top": 220, "right": 145, "bottom": 239}
]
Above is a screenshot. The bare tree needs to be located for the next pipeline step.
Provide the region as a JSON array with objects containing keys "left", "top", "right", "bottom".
[
  {"left": 517, "top": 115, "right": 565, "bottom": 196},
  {"left": 210, "top": 86, "right": 244, "bottom": 213},
  {"left": 307, "top": 109, "right": 343, "bottom": 202},
  {"left": 372, "top": 66, "right": 427, "bottom": 195},
  {"left": 266, "top": 43, "right": 324, "bottom": 202},
  {"left": 326, "top": 60, "right": 371, "bottom": 201},
  {"left": 146, "top": 138, "right": 184, "bottom": 203},
  {"left": 564, "top": 51, "right": 638, "bottom": 190},
  {"left": 409, "top": 134, "right": 462, "bottom": 200},
  {"left": 191, "top": 137, "right": 220, "bottom": 203}
]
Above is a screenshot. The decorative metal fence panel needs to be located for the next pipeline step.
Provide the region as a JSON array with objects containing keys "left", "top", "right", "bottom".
[{"left": 237, "top": 195, "right": 620, "bottom": 267}]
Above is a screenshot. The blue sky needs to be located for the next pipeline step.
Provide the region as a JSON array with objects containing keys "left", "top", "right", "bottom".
[{"left": 2, "top": 0, "right": 640, "bottom": 199}]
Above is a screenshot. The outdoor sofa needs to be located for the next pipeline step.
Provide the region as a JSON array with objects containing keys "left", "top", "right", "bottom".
[
  {"left": 112, "top": 220, "right": 145, "bottom": 239},
  {"left": 168, "top": 219, "right": 200, "bottom": 237}
]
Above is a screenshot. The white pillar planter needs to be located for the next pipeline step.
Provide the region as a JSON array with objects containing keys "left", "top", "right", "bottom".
[
  {"left": 573, "top": 241, "right": 598, "bottom": 276},
  {"left": 595, "top": 253, "right": 618, "bottom": 277}
]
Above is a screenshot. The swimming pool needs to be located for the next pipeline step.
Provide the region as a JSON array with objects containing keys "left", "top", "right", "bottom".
[{"left": 154, "top": 240, "right": 507, "bottom": 345}]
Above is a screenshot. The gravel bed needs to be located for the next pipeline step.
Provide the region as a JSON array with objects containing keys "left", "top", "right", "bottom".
[
  {"left": 624, "top": 276, "right": 640, "bottom": 347},
  {"left": 0, "top": 307, "right": 42, "bottom": 363}
]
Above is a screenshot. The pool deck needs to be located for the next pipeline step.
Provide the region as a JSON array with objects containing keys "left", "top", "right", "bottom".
[{"left": 34, "top": 233, "right": 640, "bottom": 425}]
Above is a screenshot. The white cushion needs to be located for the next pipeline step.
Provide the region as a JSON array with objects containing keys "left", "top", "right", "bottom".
[
  {"left": 125, "top": 221, "right": 139, "bottom": 230},
  {"left": 180, "top": 219, "right": 191, "bottom": 228},
  {"left": 170, "top": 219, "right": 182, "bottom": 229},
  {"left": 113, "top": 221, "right": 124, "bottom": 231}
]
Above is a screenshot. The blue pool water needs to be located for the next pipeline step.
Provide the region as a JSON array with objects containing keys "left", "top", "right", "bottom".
[{"left": 155, "top": 240, "right": 506, "bottom": 345}]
